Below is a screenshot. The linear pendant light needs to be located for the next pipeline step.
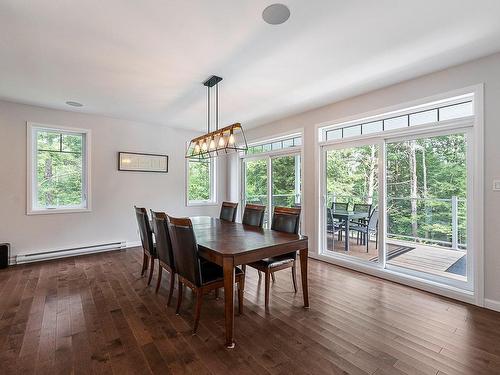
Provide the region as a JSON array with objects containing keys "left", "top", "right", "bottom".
[{"left": 185, "top": 75, "right": 248, "bottom": 159}]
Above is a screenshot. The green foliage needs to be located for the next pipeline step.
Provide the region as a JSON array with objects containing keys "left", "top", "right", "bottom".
[
  {"left": 36, "top": 131, "right": 84, "bottom": 208},
  {"left": 326, "top": 145, "right": 378, "bottom": 207},
  {"left": 271, "top": 155, "right": 300, "bottom": 207},
  {"left": 244, "top": 158, "right": 268, "bottom": 206},
  {"left": 188, "top": 160, "right": 211, "bottom": 201}
]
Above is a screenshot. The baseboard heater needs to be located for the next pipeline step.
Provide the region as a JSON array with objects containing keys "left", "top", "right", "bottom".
[{"left": 16, "top": 241, "right": 127, "bottom": 264}]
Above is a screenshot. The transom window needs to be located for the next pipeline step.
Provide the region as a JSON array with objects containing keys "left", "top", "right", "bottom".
[
  {"left": 321, "top": 94, "right": 473, "bottom": 142},
  {"left": 28, "top": 123, "right": 90, "bottom": 214},
  {"left": 245, "top": 134, "right": 302, "bottom": 155}
]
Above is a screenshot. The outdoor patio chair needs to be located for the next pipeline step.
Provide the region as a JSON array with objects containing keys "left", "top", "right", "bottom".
[{"left": 349, "top": 209, "right": 379, "bottom": 252}]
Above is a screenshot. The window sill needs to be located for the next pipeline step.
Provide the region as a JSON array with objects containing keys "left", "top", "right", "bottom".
[
  {"left": 27, "top": 207, "right": 91, "bottom": 215},
  {"left": 186, "top": 201, "right": 218, "bottom": 207}
]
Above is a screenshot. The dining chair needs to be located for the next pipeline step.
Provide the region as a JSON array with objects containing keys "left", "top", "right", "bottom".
[
  {"left": 134, "top": 206, "right": 157, "bottom": 286},
  {"left": 166, "top": 216, "right": 245, "bottom": 334},
  {"left": 151, "top": 211, "right": 176, "bottom": 305},
  {"left": 220, "top": 201, "right": 238, "bottom": 222},
  {"left": 241, "top": 203, "right": 266, "bottom": 227},
  {"left": 245, "top": 206, "right": 301, "bottom": 309},
  {"left": 332, "top": 202, "right": 349, "bottom": 211},
  {"left": 353, "top": 203, "right": 372, "bottom": 214}
]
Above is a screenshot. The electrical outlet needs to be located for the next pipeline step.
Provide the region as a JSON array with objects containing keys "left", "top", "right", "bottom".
[{"left": 493, "top": 180, "right": 500, "bottom": 191}]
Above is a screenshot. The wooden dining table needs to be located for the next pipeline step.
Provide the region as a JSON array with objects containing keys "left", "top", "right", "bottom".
[{"left": 190, "top": 216, "right": 309, "bottom": 348}]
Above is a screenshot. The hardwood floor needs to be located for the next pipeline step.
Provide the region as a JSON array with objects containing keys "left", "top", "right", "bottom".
[{"left": 1, "top": 247, "right": 500, "bottom": 374}]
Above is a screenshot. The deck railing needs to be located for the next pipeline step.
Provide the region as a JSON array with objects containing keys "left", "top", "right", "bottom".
[
  {"left": 245, "top": 193, "right": 467, "bottom": 250},
  {"left": 327, "top": 194, "right": 467, "bottom": 250}
]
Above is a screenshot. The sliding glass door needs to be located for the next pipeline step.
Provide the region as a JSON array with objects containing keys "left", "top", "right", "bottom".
[
  {"left": 320, "top": 130, "right": 472, "bottom": 290},
  {"left": 243, "top": 152, "right": 302, "bottom": 227},
  {"left": 385, "top": 132, "right": 469, "bottom": 285},
  {"left": 322, "top": 141, "right": 381, "bottom": 263},
  {"left": 243, "top": 157, "right": 269, "bottom": 227}
]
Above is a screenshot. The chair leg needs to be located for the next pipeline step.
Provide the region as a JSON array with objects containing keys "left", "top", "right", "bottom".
[
  {"left": 147, "top": 256, "right": 155, "bottom": 286},
  {"left": 271, "top": 272, "right": 276, "bottom": 283},
  {"left": 141, "top": 252, "right": 148, "bottom": 276},
  {"left": 193, "top": 290, "right": 203, "bottom": 334},
  {"left": 291, "top": 262, "right": 298, "bottom": 293},
  {"left": 366, "top": 232, "right": 369, "bottom": 253},
  {"left": 264, "top": 270, "right": 270, "bottom": 309},
  {"left": 167, "top": 271, "right": 175, "bottom": 306},
  {"left": 155, "top": 266, "right": 163, "bottom": 293},
  {"left": 238, "top": 280, "right": 244, "bottom": 315},
  {"left": 241, "top": 265, "right": 246, "bottom": 291},
  {"left": 176, "top": 280, "right": 183, "bottom": 315}
]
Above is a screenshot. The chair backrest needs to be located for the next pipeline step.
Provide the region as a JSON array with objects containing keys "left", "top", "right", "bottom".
[
  {"left": 242, "top": 204, "right": 266, "bottom": 227},
  {"left": 353, "top": 203, "right": 372, "bottom": 214},
  {"left": 151, "top": 211, "right": 175, "bottom": 270},
  {"left": 326, "top": 207, "right": 333, "bottom": 227},
  {"left": 134, "top": 206, "right": 154, "bottom": 255},
  {"left": 271, "top": 206, "right": 301, "bottom": 234},
  {"left": 166, "top": 216, "right": 202, "bottom": 286},
  {"left": 368, "top": 209, "right": 379, "bottom": 231},
  {"left": 220, "top": 201, "right": 238, "bottom": 222},
  {"left": 332, "top": 202, "right": 349, "bottom": 211}
]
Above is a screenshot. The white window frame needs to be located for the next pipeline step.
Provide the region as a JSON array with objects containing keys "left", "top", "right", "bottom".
[
  {"left": 239, "top": 130, "right": 304, "bottom": 229},
  {"left": 314, "top": 84, "right": 484, "bottom": 306},
  {"left": 27, "top": 122, "right": 92, "bottom": 215},
  {"left": 185, "top": 157, "right": 217, "bottom": 206}
]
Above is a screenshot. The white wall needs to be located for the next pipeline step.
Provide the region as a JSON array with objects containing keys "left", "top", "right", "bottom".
[
  {"left": 0, "top": 100, "right": 226, "bottom": 258},
  {"left": 229, "top": 51, "right": 500, "bottom": 307}
]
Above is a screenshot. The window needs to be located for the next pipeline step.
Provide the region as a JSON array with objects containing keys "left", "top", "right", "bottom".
[
  {"left": 245, "top": 134, "right": 302, "bottom": 155},
  {"left": 322, "top": 94, "right": 474, "bottom": 142},
  {"left": 186, "top": 158, "right": 216, "bottom": 205},
  {"left": 28, "top": 123, "right": 90, "bottom": 214}
]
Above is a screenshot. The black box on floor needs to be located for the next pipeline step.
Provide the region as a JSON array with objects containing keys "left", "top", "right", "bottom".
[{"left": 0, "top": 243, "right": 9, "bottom": 269}]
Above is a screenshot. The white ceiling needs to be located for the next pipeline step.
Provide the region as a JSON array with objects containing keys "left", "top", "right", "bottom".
[{"left": 1, "top": 1, "right": 500, "bottom": 131}]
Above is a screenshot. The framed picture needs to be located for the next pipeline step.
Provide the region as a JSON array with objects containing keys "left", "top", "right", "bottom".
[{"left": 118, "top": 152, "right": 168, "bottom": 173}]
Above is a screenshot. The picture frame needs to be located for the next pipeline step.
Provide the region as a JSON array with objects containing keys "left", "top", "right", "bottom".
[{"left": 118, "top": 152, "right": 168, "bottom": 173}]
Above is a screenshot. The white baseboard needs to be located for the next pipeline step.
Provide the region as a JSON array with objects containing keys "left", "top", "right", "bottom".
[
  {"left": 14, "top": 241, "right": 129, "bottom": 265},
  {"left": 126, "top": 241, "right": 142, "bottom": 248},
  {"left": 8, "top": 241, "right": 142, "bottom": 266},
  {"left": 484, "top": 298, "right": 500, "bottom": 313}
]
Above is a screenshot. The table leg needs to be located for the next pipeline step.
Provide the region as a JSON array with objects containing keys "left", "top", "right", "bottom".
[
  {"left": 299, "top": 248, "right": 309, "bottom": 308},
  {"left": 344, "top": 218, "right": 350, "bottom": 252},
  {"left": 223, "top": 256, "right": 235, "bottom": 348}
]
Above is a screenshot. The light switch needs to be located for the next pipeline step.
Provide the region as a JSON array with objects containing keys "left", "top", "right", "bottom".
[{"left": 493, "top": 180, "right": 500, "bottom": 191}]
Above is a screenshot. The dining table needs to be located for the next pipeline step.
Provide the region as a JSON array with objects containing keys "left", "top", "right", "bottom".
[
  {"left": 331, "top": 210, "right": 369, "bottom": 252},
  {"left": 190, "top": 216, "right": 309, "bottom": 348}
]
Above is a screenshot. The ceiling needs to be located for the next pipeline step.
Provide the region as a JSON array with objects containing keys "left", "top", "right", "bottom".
[{"left": 1, "top": 1, "right": 500, "bottom": 131}]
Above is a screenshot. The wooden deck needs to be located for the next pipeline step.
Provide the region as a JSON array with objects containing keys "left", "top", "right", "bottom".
[
  {"left": 1, "top": 247, "right": 499, "bottom": 374},
  {"left": 328, "top": 235, "right": 467, "bottom": 281}
]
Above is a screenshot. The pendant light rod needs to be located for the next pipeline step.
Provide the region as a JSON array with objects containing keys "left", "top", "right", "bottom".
[
  {"left": 216, "top": 83, "right": 219, "bottom": 131},
  {"left": 203, "top": 75, "right": 222, "bottom": 132},
  {"left": 207, "top": 85, "right": 210, "bottom": 133}
]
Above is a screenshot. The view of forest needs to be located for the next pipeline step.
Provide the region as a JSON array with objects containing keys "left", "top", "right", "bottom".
[
  {"left": 36, "top": 130, "right": 84, "bottom": 208},
  {"left": 188, "top": 159, "right": 211, "bottom": 201},
  {"left": 326, "top": 133, "right": 468, "bottom": 249},
  {"left": 244, "top": 156, "right": 300, "bottom": 208}
]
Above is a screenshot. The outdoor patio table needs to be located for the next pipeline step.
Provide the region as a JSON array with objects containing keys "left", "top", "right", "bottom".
[{"left": 332, "top": 210, "right": 370, "bottom": 252}]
